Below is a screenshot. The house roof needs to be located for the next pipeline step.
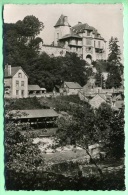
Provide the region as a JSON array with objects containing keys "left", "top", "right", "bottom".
[
  {"left": 71, "top": 23, "right": 105, "bottom": 40},
  {"left": 59, "top": 33, "right": 82, "bottom": 40},
  {"left": 10, "top": 109, "right": 58, "bottom": 119},
  {"left": 28, "top": 85, "right": 41, "bottom": 91},
  {"left": 72, "top": 23, "right": 93, "bottom": 33},
  {"left": 4, "top": 66, "right": 28, "bottom": 78},
  {"left": 54, "top": 14, "right": 71, "bottom": 27},
  {"left": 89, "top": 94, "right": 106, "bottom": 109},
  {"left": 115, "top": 100, "right": 124, "bottom": 109},
  {"left": 64, "top": 82, "right": 82, "bottom": 89},
  {"left": 98, "top": 94, "right": 106, "bottom": 101}
]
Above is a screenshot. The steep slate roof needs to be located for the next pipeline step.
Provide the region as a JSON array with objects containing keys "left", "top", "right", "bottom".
[
  {"left": 4, "top": 66, "right": 28, "bottom": 78},
  {"left": 28, "top": 85, "right": 41, "bottom": 91},
  {"left": 54, "top": 14, "right": 71, "bottom": 27},
  {"left": 10, "top": 109, "right": 58, "bottom": 119},
  {"left": 71, "top": 23, "right": 105, "bottom": 40},
  {"left": 72, "top": 23, "right": 93, "bottom": 33},
  {"left": 64, "top": 82, "right": 82, "bottom": 89}
]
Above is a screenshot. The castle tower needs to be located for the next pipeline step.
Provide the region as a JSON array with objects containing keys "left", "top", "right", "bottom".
[{"left": 54, "top": 15, "right": 71, "bottom": 46}]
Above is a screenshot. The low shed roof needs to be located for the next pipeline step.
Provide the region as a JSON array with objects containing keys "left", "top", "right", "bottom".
[
  {"left": 10, "top": 109, "right": 58, "bottom": 119},
  {"left": 28, "top": 85, "right": 41, "bottom": 91}
]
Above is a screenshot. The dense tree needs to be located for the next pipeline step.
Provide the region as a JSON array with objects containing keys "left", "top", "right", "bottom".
[
  {"left": 106, "top": 71, "right": 122, "bottom": 89},
  {"left": 95, "top": 103, "right": 124, "bottom": 158},
  {"left": 4, "top": 15, "right": 44, "bottom": 65},
  {"left": 5, "top": 111, "right": 44, "bottom": 189},
  {"left": 18, "top": 15, "right": 44, "bottom": 38},
  {"left": 57, "top": 101, "right": 124, "bottom": 159},
  {"left": 57, "top": 102, "right": 96, "bottom": 146},
  {"left": 25, "top": 52, "right": 88, "bottom": 91},
  {"left": 108, "top": 37, "right": 121, "bottom": 65},
  {"left": 92, "top": 60, "right": 108, "bottom": 73}
]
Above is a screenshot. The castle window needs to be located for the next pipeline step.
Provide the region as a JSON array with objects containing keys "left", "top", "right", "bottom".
[{"left": 86, "top": 39, "right": 92, "bottom": 45}]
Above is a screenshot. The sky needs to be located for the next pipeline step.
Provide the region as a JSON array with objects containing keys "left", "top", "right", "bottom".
[{"left": 3, "top": 4, "right": 124, "bottom": 60}]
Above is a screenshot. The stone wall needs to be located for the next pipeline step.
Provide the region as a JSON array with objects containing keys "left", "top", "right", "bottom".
[{"left": 40, "top": 45, "right": 66, "bottom": 57}]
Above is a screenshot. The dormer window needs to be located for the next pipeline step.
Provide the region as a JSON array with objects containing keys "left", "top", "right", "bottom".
[
  {"left": 87, "top": 31, "right": 91, "bottom": 36},
  {"left": 18, "top": 73, "right": 22, "bottom": 78}
]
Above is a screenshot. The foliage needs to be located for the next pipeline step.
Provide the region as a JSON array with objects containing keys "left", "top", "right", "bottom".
[
  {"left": 5, "top": 97, "right": 47, "bottom": 110},
  {"left": 55, "top": 95, "right": 84, "bottom": 104},
  {"left": 56, "top": 102, "right": 96, "bottom": 146},
  {"left": 106, "top": 71, "right": 122, "bottom": 89},
  {"left": 5, "top": 112, "right": 44, "bottom": 189},
  {"left": 16, "top": 15, "right": 44, "bottom": 38},
  {"left": 6, "top": 162, "right": 125, "bottom": 190},
  {"left": 4, "top": 99, "right": 125, "bottom": 190},
  {"left": 95, "top": 103, "right": 124, "bottom": 158},
  {"left": 57, "top": 101, "right": 124, "bottom": 159},
  {"left": 26, "top": 52, "right": 88, "bottom": 91},
  {"left": 4, "top": 16, "right": 44, "bottom": 66},
  {"left": 107, "top": 108, "right": 124, "bottom": 158},
  {"left": 95, "top": 71, "right": 105, "bottom": 88},
  {"left": 92, "top": 60, "right": 108, "bottom": 72},
  {"left": 108, "top": 37, "right": 121, "bottom": 65}
]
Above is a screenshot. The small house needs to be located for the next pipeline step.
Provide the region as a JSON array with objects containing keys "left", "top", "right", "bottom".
[
  {"left": 63, "top": 82, "right": 82, "bottom": 95},
  {"left": 89, "top": 94, "right": 106, "bottom": 109},
  {"left": 4, "top": 65, "right": 28, "bottom": 98}
]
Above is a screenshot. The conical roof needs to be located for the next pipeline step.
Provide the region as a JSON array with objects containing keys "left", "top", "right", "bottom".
[{"left": 54, "top": 14, "right": 71, "bottom": 27}]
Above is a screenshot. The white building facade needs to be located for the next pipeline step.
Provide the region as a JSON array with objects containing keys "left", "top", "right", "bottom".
[{"left": 40, "top": 15, "right": 107, "bottom": 63}]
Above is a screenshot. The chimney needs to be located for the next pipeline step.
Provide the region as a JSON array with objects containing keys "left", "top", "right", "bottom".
[
  {"left": 7, "top": 65, "right": 11, "bottom": 76},
  {"left": 64, "top": 16, "right": 68, "bottom": 25}
]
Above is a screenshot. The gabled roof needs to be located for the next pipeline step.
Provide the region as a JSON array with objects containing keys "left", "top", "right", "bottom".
[
  {"left": 10, "top": 109, "right": 58, "bottom": 119},
  {"left": 54, "top": 14, "right": 71, "bottom": 27},
  {"left": 28, "top": 85, "right": 41, "bottom": 91},
  {"left": 4, "top": 66, "right": 28, "bottom": 78},
  {"left": 64, "top": 82, "right": 82, "bottom": 89},
  {"left": 89, "top": 94, "right": 106, "bottom": 109},
  {"left": 98, "top": 94, "right": 106, "bottom": 101}
]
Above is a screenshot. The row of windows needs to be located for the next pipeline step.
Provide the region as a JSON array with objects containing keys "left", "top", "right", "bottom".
[
  {"left": 16, "top": 80, "right": 25, "bottom": 87},
  {"left": 16, "top": 90, "right": 24, "bottom": 96},
  {"left": 86, "top": 40, "right": 101, "bottom": 48}
]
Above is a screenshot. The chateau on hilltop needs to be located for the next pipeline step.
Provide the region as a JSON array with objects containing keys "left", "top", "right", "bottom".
[{"left": 40, "top": 15, "right": 107, "bottom": 63}]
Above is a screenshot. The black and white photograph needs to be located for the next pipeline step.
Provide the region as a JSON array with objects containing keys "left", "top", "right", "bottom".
[{"left": 4, "top": 4, "right": 125, "bottom": 190}]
